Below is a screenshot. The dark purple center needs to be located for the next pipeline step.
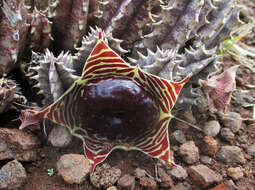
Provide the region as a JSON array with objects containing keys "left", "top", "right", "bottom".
[{"left": 77, "top": 78, "right": 160, "bottom": 141}]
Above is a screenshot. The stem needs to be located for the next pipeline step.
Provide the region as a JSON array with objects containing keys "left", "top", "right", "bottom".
[{"left": 173, "top": 116, "right": 202, "bottom": 131}]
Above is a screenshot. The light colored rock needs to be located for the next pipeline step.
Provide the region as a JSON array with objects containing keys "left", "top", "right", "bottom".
[
  {"left": 170, "top": 130, "right": 186, "bottom": 144},
  {"left": 107, "top": 186, "right": 118, "bottom": 190},
  {"left": 0, "top": 160, "right": 27, "bottom": 190},
  {"left": 56, "top": 154, "right": 90, "bottom": 184},
  {"left": 201, "top": 136, "right": 217, "bottom": 156},
  {"left": 188, "top": 164, "right": 222, "bottom": 188},
  {"left": 247, "top": 143, "right": 255, "bottom": 157},
  {"left": 227, "top": 167, "right": 243, "bottom": 180},
  {"left": 48, "top": 125, "right": 72, "bottom": 147},
  {"left": 200, "top": 155, "right": 212, "bottom": 165},
  {"left": 0, "top": 142, "right": 7, "bottom": 152},
  {"left": 220, "top": 128, "right": 235, "bottom": 142},
  {"left": 168, "top": 165, "right": 188, "bottom": 180},
  {"left": 179, "top": 141, "right": 199, "bottom": 164},
  {"left": 203, "top": 120, "right": 221, "bottom": 137},
  {"left": 134, "top": 168, "right": 146, "bottom": 179},
  {"left": 0, "top": 128, "right": 40, "bottom": 161},
  {"left": 117, "top": 174, "right": 135, "bottom": 190},
  {"left": 216, "top": 146, "right": 246, "bottom": 164},
  {"left": 90, "top": 163, "right": 121, "bottom": 189},
  {"left": 139, "top": 177, "right": 157, "bottom": 190},
  {"left": 221, "top": 112, "right": 242, "bottom": 133}
]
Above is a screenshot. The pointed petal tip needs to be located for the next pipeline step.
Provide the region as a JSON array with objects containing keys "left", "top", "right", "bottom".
[
  {"left": 174, "top": 74, "right": 192, "bottom": 86},
  {"left": 19, "top": 110, "right": 41, "bottom": 131}
]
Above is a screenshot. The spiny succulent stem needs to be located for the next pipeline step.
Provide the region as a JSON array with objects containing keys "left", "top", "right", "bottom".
[{"left": 173, "top": 116, "right": 202, "bottom": 131}]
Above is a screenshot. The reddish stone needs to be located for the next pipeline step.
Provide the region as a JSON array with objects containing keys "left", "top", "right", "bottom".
[
  {"left": 0, "top": 128, "right": 40, "bottom": 150},
  {"left": 179, "top": 141, "right": 200, "bottom": 164},
  {"left": 202, "top": 136, "right": 218, "bottom": 156},
  {"left": 0, "top": 128, "right": 40, "bottom": 161},
  {"left": 188, "top": 164, "right": 222, "bottom": 188},
  {"left": 209, "top": 180, "right": 236, "bottom": 190},
  {"left": 209, "top": 183, "right": 230, "bottom": 190}
]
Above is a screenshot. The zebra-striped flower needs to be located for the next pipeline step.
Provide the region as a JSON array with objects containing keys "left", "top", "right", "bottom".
[{"left": 19, "top": 32, "right": 190, "bottom": 173}]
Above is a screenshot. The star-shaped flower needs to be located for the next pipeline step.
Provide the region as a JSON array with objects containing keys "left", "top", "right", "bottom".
[{"left": 19, "top": 32, "right": 190, "bottom": 173}]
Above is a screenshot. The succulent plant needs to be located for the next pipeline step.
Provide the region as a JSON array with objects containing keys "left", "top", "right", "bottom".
[
  {"left": 17, "top": 0, "right": 241, "bottom": 108},
  {"left": 0, "top": 77, "right": 27, "bottom": 114},
  {"left": 0, "top": 0, "right": 28, "bottom": 74},
  {"left": 0, "top": 0, "right": 242, "bottom": 173},
  {"left": 20, "top": 33, "right": 190, "bottom": 173},
  {"left": 0, "top": 78, "right": 16, "bottom": 113}
]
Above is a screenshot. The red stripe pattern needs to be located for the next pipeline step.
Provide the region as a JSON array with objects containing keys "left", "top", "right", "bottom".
[{"left": 25, "top": 32, "right": 190, "bottom": 174}]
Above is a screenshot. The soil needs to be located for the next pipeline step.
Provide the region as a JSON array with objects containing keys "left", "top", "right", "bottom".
[{"left": 1, "top": 1, "right": 255, "bottom": 190}]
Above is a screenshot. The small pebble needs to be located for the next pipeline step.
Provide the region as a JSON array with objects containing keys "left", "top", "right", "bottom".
[
  {"left": 0, "top": 128, "right": 40, "bottom": 162},
  {"left": 201, "top": 136, "right": 218, "bottom": 156},
  {"left": 90, "top": 163, "right": 121, "bottom": 189},
  {"left": 117, "top": 174, "right": 135, "bottom": 190},
  {"left": 203, "top": 120, "right": 221, "bottom": 137},
  {"left": 48, "top": 125, "right": 72, "bottom": 147},
  {"left": 221, "top": 112, "right": 242, "bottom": 133},
  {"left": 134, "top": 168, "right": 146, "bottom": 179},
  {"left": 179, "top": 141, "right": 200, "bottom": 164},
  {"left": 139, "top": 177, "right": 157, "bottom": 190},
  {"left": 168, "top": 165, "right": 188, "bottom": 180},
  {"left": 237, "top": 135, "right": 248, "bottom": 144},
  {"left": 170, "top": 130, "right": 186, "bottom": 144},
  {"left": 0, "top": 160, "right": 27, "bottom": 190},
  {"left": 172, "top": 182, "right": 192, "bottom": 190},
  {"left": 107, "top": 186, "right": 118, "bottom": 190},
  {"left": 208, "top": 180, "right": 236, "bottom": 190},
  {"left": 56, "top": 154, "right": 90, "bottom": 184},
  {"left": 188, "top": 164, "right": 222, "bottom": 188},
  {"left": 247, "top": 143, "right": 255, "bottom": 157},
  {"left": 220, "top": 128, "right": 235, "bottom": 142},
  {"left": 216, "top": 146, "right": 246, "bottom": 164},
  {"left": 200, "top": 155, "right": 212, "bottom": 165},
  {"left": 227, "top": 167, "right": 244, "bottom": 180}
]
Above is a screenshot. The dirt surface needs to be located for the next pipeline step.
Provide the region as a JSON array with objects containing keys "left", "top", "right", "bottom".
[{"left": 1, "top": 1, "right": 255, "bottom": 190}]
